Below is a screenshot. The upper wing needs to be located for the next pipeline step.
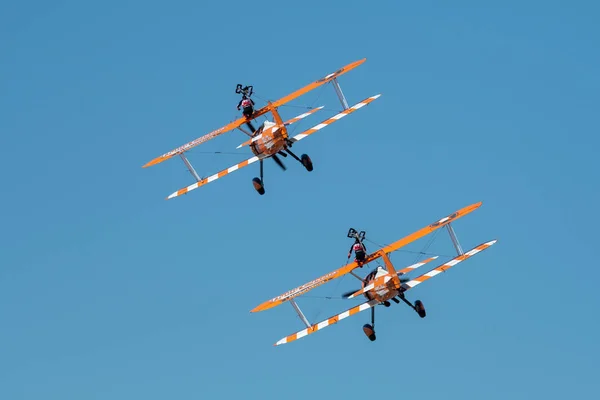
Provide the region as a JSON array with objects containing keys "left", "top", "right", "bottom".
[
  {"left": 273, "top": 240, "right": 497, "bottom": 346},
  {"left": 250, "top": 58, "right": 366, "bottom": 121},
  {"left": 143, "top": 59, "right": 366, "bottom": 168},
  {"left": 143, "top": 116, "right": 251, "bottom": 168},
  {"left": 288, "top": 94, "right": 380, "bottom": 144},
  {"left": 251, "top": 203, "right": 482, "bottom": 313},
  {"left": 360, "top": 201, "right": 483, "bottom": 265},
  {"left": 166, "top": 154, "right": 262, "bottom": 200}
]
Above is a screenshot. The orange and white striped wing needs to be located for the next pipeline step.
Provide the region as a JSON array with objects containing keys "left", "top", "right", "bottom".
[
  {"left": 289, "top": 94, "right": 381, "bottom": 143},
  {"left": 401, "top": 240, "right": 497, "bottom": 291},
  {"left": 283, "top": 106, "right": 323, "bottom": 126},
  {"left": 166, "top": 155, "right": 262, "bottom": 200},
  {"left": 274, "top": 299, "right": 380, "bottom": 346},
  {"left": 396, "top": 256, "right": 439, "bottom": 276},
  {"left": 262, "top": 58, "right": 366, "bottom": 115}
]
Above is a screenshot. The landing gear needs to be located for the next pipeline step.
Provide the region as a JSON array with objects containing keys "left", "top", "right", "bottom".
[
  {"left": 397, "top": 293, "right": 427, "bottom": 318},
  {"left": 252, "top": 160, "right": 265, "bottom": 195},
  {"left": 363, "top": 324, "right": 376, "bottom": 341},
  {"left": 284, "top": 148, "right": 314, "bottom": 172},
  {"left": 252, "top": 178, "right": 265, "bottom": 195},
  {"left": 362, "top": 307, "right": 376, "bottom": 341},
  {"left": 415, "top": 300, "right": 426, "bottom": 318},
  {"left": 301, "top": 154, "right": 313, "bottom": 172}
]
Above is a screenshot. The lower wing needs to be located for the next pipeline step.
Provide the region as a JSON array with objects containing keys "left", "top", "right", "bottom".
[
  {"left": 400, "top": 240, "right": 497, "bottom": 291},
  {"left": 275, "top": 299, "right": 380, "bottom": 346},
  {"left": 166, "top": 155, "right": 262, "bottom": 200},
  {"left": 274, "top": 240, "right": 497, "bottom": 346},
  {"left": 288, "top": 94, "right": 381, "bottom": 144}
]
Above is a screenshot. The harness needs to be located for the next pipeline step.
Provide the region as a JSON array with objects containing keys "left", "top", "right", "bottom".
[
  {"left": 353, "top": 243, "right": 364, "bottom": 252},
  {"left": 241, "top": 99, "right": 252, "bottom": 108}
]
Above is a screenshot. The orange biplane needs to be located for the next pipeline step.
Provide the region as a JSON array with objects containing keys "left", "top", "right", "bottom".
[
  {"left": 251, "top": 202, "right": 498, "bottom": 345},
  {"left": 142, "top": 58, "right": 380, "bottom": 199}
]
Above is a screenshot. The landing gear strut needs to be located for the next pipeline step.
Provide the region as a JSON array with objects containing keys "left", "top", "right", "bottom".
[
  {"left": 284, "top": 148, "right": 313, "bottom": 172},
  {"left": 362, "top": 307, "right": 376, "bottom": 341},
  {"left": 397, "top": 293, "right": 426, "bottom": 318},
  {"left": 252, "top": 160, "right": 265, "bottom": 195}
]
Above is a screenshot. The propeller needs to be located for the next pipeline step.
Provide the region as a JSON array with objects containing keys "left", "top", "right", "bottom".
[{"left": 272, "top": 154, "right": 287, "bottom": 170}]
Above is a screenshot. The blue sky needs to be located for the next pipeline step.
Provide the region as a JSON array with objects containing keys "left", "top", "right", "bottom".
[{"left": 1, "top": 0, "right": 599, "bottom": 398}]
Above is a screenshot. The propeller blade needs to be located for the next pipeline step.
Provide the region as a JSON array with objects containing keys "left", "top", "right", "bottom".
[
  {"left": 341, "top": 289, "right": 358, "bottom": 299},
  {"left": 272, "top": 154, "right": 287, "bottom": 170}
]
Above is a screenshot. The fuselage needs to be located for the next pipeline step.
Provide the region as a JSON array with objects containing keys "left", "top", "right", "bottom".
[
  {"left": 362, "top": 266, "right": 401, "bottom": 302},
  {"left": 249, "top": 120, "right": 288, "bottom": 157}
]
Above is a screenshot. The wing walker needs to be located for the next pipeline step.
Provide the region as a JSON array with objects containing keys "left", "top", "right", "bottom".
[
  {"left": 142, "top": 58, "right": 380, "bottom": 199},
  {"left": 251, "top": 202, "right": 498, "bottom": 346}
]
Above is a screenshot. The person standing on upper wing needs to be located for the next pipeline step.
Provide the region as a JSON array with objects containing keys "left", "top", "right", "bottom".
[
  {"left": 348, "top": 237, "right": 367, "bottom": 266},
  {"left": 237, "top": 95, "right": 255, "bottom": 119}
]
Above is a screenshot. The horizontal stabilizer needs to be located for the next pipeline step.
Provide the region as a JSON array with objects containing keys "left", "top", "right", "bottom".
[
  {"left": 236, "top": 107, "right": 323, "bottom": 149},
  {"left": 396, "top": 256, "right": 439, "bottom": 276},
  {"left": 347, "top": 257, "right": 438, "bottom": 299}
]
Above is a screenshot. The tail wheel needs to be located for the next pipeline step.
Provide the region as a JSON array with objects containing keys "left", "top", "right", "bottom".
[
  {"left": 415, "top": 300, "right": 426, "bottom": 318},
  {"left": 301, "top": 154, "right": 313, "bottom": 172},
  {"left": 362, "top": 324, "right": 376, "bottom": 341},
  {"left": 252, "top": 177, "right": 265, "bottom": 195}
]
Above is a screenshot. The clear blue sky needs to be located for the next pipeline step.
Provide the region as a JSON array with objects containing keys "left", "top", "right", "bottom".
[{"left": 1, "top": 0, "right": 599, "bottom": 398}]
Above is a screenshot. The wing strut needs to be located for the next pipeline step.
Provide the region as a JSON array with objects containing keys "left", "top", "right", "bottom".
[
  {"left": 446, "top": 223, "right": 464, "bottom": 255},
  {"left": 290, "top": 299, "right": 311, "bottom": 329},
  {"left": 332, "top": 78, "right": 349, "bottom": 109},
  {"left": 179, "top": 153, "right": 201, "bottom": 182}
]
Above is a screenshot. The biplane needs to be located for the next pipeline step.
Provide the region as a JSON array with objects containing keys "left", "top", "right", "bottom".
[
  {"left": 142, "top": 58, "right": 380, "bottom": 199},
  {"left": 251, "top": 202, "right": 497, "bottom": 345}
]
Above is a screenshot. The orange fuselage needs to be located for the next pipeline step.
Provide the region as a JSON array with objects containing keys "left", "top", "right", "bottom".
[
  {"left": 362, "top": 267, "right": 402, "bottom": 303},
  {"left": 249, "top": 120, "right": 289, "bottom": 157}
]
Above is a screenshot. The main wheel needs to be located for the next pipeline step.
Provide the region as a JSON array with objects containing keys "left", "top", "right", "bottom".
[
  {"left": 252, "top": 177, "right": 265, "bottom": 195},
  {"left": 415, "top": 300, "right": 426, "bottom": 318},
  {"left": 301, "top": 154, "right": 313, "bottom": 172},
  {"left": 362, "top": 324, "right": 376, "bottom": 341}
]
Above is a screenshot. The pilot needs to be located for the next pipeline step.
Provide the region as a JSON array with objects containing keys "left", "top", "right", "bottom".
[
  {"left": 237, "top": 95, "right": 255, "bottom": 118},
  {"left": 348, "top": 238, "right": 367, "bottom": 266}
]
